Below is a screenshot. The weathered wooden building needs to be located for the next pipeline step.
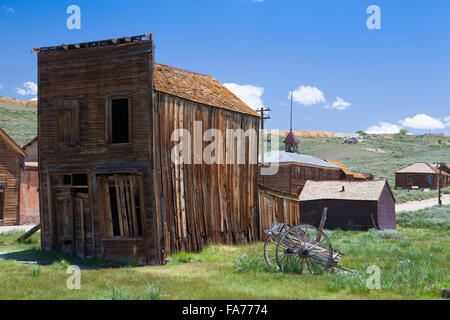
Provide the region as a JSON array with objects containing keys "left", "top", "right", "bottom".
[
  {"left": 34, "top": 34, "right": 260, "bottom": 264},
  {"left": 395, "top": 162, "right": 449, "bottom": 189},
  {"left": 20, "top": 137, "right": 40, "bottom": 224},
  {"left": 299, "top": 180, "right": 396, "bottom": 230},
  {"left": 260, "top": 151, "right": 342, "bottom": 195},
  {"left": 0, "top": 128, "right": 27, "bottom": 226}
]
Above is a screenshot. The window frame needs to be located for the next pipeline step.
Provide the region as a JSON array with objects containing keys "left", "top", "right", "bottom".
[{"left": 105, "top": 95, "right": 132, "bottom": 145}]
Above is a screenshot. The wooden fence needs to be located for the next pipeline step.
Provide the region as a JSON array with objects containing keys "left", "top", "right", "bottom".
[{"left": 258, "top": 185, "right": 300, "bottom": 239}]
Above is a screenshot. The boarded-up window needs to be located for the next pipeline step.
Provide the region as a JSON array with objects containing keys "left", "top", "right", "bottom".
[
  {"left": 106, "top": 97, "right": 131, "bottom": 144},
  {"left": 99, "top": 174, "right": 144, "bottom": 238},
  {"left": 56, "top": 99, "right": 80, "bottom": 145}
]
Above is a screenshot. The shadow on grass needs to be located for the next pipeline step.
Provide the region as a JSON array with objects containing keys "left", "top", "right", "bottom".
[{"left": 0, "top": 248, "right": 136, "bottom": 269}]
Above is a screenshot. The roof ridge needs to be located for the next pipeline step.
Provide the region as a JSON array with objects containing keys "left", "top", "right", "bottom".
[{"left": 154, "top": 62, "right": 214, "bottom": 78}]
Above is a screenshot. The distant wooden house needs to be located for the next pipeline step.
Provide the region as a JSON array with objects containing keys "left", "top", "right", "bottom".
[
  {"left": 260, "top": 151, "right": 342, "bottom": 195},
  {"left": 34, "top": 34, "right": 260, "bottom": 264},
  {"left": 395, "top": 162, "right": 449, "bottom": 189},
  {"left": 358, "top": 172, "right": 374, "bottom": 180},
  {"left": 0, "top": 128, "right": 27, "bottom": 226},
  {"left": 344, "top": 137, "right": 359, "bottom": 144},
  {"left": 299, "top": 180, "right": 396, "bottom": 230},
  {"left": 325, "top": 160, "right": 367, "bottom": 181},
  {"left": 20, "top": 137, "right": 40, "bottom": 224}
]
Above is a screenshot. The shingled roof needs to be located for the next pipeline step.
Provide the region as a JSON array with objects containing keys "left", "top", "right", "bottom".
[
  {"left": 0, "top": 128, "right": 27, "bottom": 157},
  {"left": 396, "top": 162, "right": 448, "bottom": 175},
  {"left": 153, "top": 63, "right": 259, "bottom": 117},
  {"left": 299, "top": 180, "right": 392, "bottom": 202}
]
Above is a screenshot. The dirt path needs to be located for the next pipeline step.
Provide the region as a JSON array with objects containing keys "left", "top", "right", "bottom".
[
  {"left": 396, "top": 195, "right": 450, "bottom": 213},
  {"left": 0, "top": 224, "right": 36, "bottom": 235}
]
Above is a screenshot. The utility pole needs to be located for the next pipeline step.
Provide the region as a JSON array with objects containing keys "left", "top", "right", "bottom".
[
  {"left": 258, "top": 107, "right": 271, "bottom": 186},
  {"left": 437, "top": 162, "right": 443, "bottom": 206}
]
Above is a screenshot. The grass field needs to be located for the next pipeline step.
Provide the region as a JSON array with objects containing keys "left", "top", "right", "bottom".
[
  {"left": 0, "top": 102, "right": 37, "bottom": 147},
  {"left": 267, "top": 133, "right": 450, "bottom": 203},
  {"left": 0, "top": 205, "right": 448, "bottom": 300}
]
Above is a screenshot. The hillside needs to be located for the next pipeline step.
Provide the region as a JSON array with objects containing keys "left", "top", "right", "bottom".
[
  {"left": 0, "top": 100, "right": 37, "bottom": 147},
  {"left": 267, "top": 133, "right": 450, "bottom": 202}
]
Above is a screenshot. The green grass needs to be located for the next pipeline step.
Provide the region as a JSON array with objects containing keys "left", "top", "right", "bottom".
[
  {"left": 266, "top": 133, "right": 450, "bottom": 203},
  {"left": 0, "top": 205, "right": 449, "bottom": 300},
  {"left": 0, "top": 102, "right": 37, "bottom": 147}
]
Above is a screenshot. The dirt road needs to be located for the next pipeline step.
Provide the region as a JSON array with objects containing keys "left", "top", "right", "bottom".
[{"left": 396, "top": 195, "right": 450, "bottom": 213}]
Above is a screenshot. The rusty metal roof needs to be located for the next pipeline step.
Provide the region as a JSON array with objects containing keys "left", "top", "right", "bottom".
[
  {"left": 154, "top": 63, "right": 259, "bottom": 117},
  {"left": 325, "top": 160, "right": 367, "bottom": 180}
]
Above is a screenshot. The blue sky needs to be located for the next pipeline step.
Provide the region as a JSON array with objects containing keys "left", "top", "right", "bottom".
[{"left": 1, "top": 0, "right": 449, "bottom": 134}]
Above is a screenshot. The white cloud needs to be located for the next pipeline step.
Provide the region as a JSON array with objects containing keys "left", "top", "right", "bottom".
[
  {"left": 399, "top": 114, "right": 445, "bottom": 130},
  {"left": 1, "top": 6, "right": 14, "bottom": 14},
  {"left": 366, "top": 122, "right": 402, "bottom": 134},
  {"left": 15, "top": 81, "right": 37, "bottom": 96},
  {"left": 30, "top": 96, "right": 37, "bottom": 101},
  {"left": 444, "top": 116, "right": 450, "bottom": 127},
  {"left": 290, "top": 85, "right": 326, "bottom": 105},
  {"left": 325, "top": 96, "right": 351, "bottom": 111},
  {"left": 224, "top": 83, "right": 264, "bottom": 110}
]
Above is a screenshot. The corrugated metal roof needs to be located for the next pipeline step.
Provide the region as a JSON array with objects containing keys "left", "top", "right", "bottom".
[
  {"left": 299, "top": 180, "right": 389, "bottom": 202},
  {"left": 154, "top": 63, "right": 259, "bottom": 117},
  {"left": 326, "top": 160, "right": 367, "bottom": 180},
  {"left": 261, "top": 151, "right": 340, "bottom": 169}
]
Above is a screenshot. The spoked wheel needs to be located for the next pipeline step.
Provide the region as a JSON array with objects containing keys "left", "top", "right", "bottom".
[
  {"left": 275, "top": 224, "right": 332, "bottom": 275},
  {"left": 264, "top": 236, "right": 279, "bottom": 269}
]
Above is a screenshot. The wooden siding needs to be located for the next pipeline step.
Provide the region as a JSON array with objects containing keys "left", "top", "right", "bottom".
[
  {"left": 395, "top": 172, "right": 448, "bottom": 189},
  {"left": 377, "top": 184, "right": 396, "bottom": 230},
  {"left": 152, "top": 91, "right": 260, "bottom": 257},
  {"left": 299, "top": 200, "right": 380, "bottom": 230},
  {"left": 258, "top": 185, "right": 300, "bottom": 238},
  {"left": 0, "top": 138, "right": 21, "bottom": 226}
]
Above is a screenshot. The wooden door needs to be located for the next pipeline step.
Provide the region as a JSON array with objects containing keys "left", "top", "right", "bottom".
[
  {"left": 54, "top": 188, "right": 74, "bottom": 253},
  {"left": 74, "top": 192, "right": 93, "bottom": 258}
]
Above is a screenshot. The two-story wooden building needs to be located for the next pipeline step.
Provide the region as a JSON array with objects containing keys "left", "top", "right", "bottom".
[
  {"left": 260, "top": 151, "right": 342, "bottom": 195},
  {"left": 34, "top": 34, "right": 260, "bottom": 264}
]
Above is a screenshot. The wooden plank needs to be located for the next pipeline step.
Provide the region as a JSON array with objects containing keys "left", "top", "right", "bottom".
[{"left": 113, "top": 175, "right": 124, "bottom": 237}]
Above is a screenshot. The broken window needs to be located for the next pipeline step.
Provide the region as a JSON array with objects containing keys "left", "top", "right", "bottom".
[
  {"left": 56, "top": 99, "right": 79, "bottom": 145},
  {"left": 107, "top": 97, "right": 130, "bottom": 144},
  {"left": 99, "top": 174, "right": 144, "bottom": 238}
]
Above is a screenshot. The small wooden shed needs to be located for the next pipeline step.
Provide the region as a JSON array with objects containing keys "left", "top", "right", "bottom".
[
  {"left": 299, "top": 180, "right": 396, "bottom": 230},
  {"left": 395, "top": 162, "right": 449, "bottom": 189},
  {"left": 34, "top": 34, "right": 260, "bottom": 264},
  {"left": 0, "top": 128, "right": 27, "bottom": 226}
]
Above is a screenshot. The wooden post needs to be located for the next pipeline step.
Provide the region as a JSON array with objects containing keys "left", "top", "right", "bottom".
[
  {"left": 438, "top": 163, "right": 442, "bottom": 207},
  {"left": 316, "top": 207, "right": 327, "bottom": 241}
]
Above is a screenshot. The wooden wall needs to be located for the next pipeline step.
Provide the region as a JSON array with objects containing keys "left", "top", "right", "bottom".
[
  {"left": 377, "top": 184, "right": 396, "bottom": 230},
  {"left": 395, "top": 172, "right": 442, "bottom": 189},
  {"left": 0, "top": 139, "right": 21, "bottom": 226},
  {"left": 152, "top": 91, "right": 260, "bottom": 258},
  {"left": 258, "top": 185, "right": 300, "bottom": 239},
  {"left": 37, "top": 41, "right": 158, "bottom": 263}
]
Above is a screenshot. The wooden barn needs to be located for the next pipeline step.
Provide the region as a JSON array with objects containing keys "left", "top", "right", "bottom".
[
  {"left": 395, "top": 162, "right": 449, "bottom": 190},
  {"left": 299, "top": 180, "right": 396, "bottom": 230},
  {"left": 20, "top": 137, "right": 40, "bottom": 224},
  {"left": 33, "top": 34, "right": 260, "bottom": 264},
  {"left": 260, "top": 151, "right": 342, "bottom": 195}
]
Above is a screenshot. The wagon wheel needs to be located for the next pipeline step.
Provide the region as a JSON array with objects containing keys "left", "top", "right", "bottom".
[
  {"left": 275, "top": 224, "right": 332, "bottom": 275},
  {"left": 264, "top": 236, "right": 279, "bottom": 269}
]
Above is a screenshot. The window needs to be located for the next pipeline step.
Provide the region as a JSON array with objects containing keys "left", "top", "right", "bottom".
[
  {"left": 305, "top": 168, "right": 310, "bottom": 179},
  {"left": 427, "top": 175, "right": 433, "bottom": 185},
  {"left": 107, "top": 97, "right": 131, "bottom": 144},
  {"left": 293, "top": 166, "right": 302, "bottom": 180},
  {"left": 56, "top": 99, "right": 80, "bottom": 145},
  {"left": 99, "top": 173, "right": 144, "bottom": 238},
  {"left": 407, "top": 175, "right": 413, "bottom": 185}
]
